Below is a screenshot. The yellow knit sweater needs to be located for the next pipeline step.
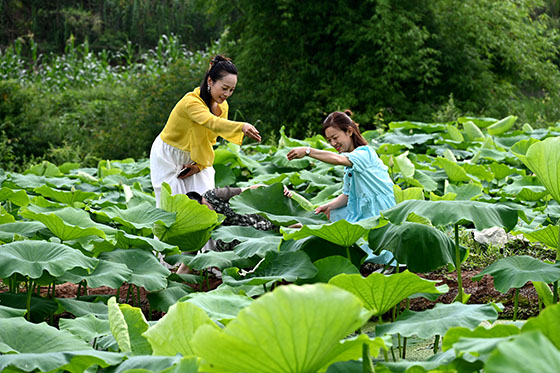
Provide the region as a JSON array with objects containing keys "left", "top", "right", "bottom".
[{"left": 159, "top": 87, "right": 244, "bottom": 169}]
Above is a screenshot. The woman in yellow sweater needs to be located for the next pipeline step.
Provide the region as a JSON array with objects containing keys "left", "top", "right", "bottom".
[{"left": 150, "top": 55, "right": 261, "bottom": 206}]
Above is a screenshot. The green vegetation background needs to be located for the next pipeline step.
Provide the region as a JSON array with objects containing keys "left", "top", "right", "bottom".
[{"left": 1, "top": 0, "right": 560, "bottom": 170}]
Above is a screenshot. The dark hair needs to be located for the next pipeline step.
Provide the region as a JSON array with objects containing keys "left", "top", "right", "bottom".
[
  {"left": 321, "top": 110, "right": 368, "bottom": 149},
  {"left": 199, "top": 55, "right": 238, "bottom": 109},
  {"left": 186, "top": 191, "right": 203, "bottom": 204}
]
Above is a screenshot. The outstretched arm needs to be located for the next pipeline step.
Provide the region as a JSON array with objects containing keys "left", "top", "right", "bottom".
[
  {"left": 315, "top": 194, "right": 348, "bottom": 219},
  {"left": 286, "top": 147, "right": 352, "bottom": 166}
]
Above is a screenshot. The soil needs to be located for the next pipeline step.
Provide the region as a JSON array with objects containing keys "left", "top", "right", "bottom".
[
  {"left": 2, "top": 264, "right": 541, "bottom": 323},
  {"left": 360, "top": 263, "right": 541, "bottom": 320}
]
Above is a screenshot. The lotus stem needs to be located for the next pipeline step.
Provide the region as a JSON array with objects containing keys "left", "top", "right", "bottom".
[
  {"left": 136, "top": 286, "right": 142, "bottom": 307},
  {"left": 554, "top": 281, "right": 559, "bottom": 304},
  {"left": 402, "top": 337, "right": 407, "bottom": 359},
  {"left": 263, "top": 283, "right": 267, "bottom": 293},
  {"left": 383, "top": 347, "right": 389, "bottom": 362},
  {"left": 51, "top": 282, "right": 56, "bottom": 298},
  {"left": 76, "top": 281, "right": 83, "bottom": 299},
  {"left": 362, "top": 343, "right": 374, "bottom": 372},
  {"left": 513, "top": 288, "right": 519, "bottom": 321},
  {"left": 455, "top": 224, "right": 464, "bottom": 303},
  {"left": 126, "top": 284, "right": 133, "bottom": 304},
  {"left": 391, "top": 346, "right": 397, "bottom": 361},
  {"left": 116, "top": 286, "right": 121, "bottom": 301},
  {"left": 345, "top": 246, "right": 351, "bottom": 262},
  {"left": 26, "top": 280, "right": 35, "bottom": 321},
  {"left": 398, "top": 334, "right": 402, "bottom": 356},
  {"left": 433, "top": 334, "right": 440, "bottom": 354}
]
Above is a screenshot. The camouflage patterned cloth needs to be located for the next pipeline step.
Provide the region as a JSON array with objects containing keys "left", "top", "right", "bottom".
[{"left": 203, "top": 187, "right": 275, "bottom": 251}]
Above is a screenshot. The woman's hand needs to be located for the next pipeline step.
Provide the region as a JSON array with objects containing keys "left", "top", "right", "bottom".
[
  {"left": 286, "top": 147, "right": 309, "bottom": 160},
  {"left": 314, "top": 203, "right": 332, "bottom": 219},
  {"left": 242, "top": 123, "right": 261, "bottom": 142},
  {"left": 283, "top": 185, "right": 292, "bottom": 198},
  {"left": 177, "top": 163, "right": 200, "bottom": 179}
]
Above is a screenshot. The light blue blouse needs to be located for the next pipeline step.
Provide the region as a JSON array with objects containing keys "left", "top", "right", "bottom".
[{"left": 330, "top": 145, "right": 396, "bottom": 223}]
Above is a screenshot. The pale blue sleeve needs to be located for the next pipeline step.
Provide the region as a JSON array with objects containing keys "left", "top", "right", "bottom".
[{"left": 342, "top": 146, "right": 373, "bottom": 173}]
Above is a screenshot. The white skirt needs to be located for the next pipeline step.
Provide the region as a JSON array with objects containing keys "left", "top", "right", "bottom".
[{"left": 149, "top": 135, "right": 215, "bottom": 207}]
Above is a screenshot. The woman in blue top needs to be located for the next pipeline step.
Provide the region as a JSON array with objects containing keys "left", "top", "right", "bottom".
[{"left": 287, "top": 110, "right": 395, "bottom": 223}]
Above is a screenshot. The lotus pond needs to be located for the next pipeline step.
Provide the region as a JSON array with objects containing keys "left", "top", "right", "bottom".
[{"left": 0, "top": 116, "right": 559, "bottom": 372}]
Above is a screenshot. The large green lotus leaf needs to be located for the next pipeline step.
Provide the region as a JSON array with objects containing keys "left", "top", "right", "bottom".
[
  {"left": 25, "top": 160, "right": 63, "bottom": 177},
  {"left": 517, "top": 225, "right": 559, "bottom": 249},
  {"left": 269, "top": 148, "right": 312, "bottom": 171},
  {"left": 442, "top": 325, "right": 520, "bottom": 363},
  {"left": 0, "top": 240, "right": 98, "bottom": 278},
  {"left": 389, "top": 120, "right": 447, "bottom": 133},
  {"left": 329, "top": 271, "right": 447, "bottom": 316},
  {"left": 0, "top": 304, "right": 27, "bottom": 318},
  {"left": 377, "top": 131, "right": 436, "bottom": 149},
  {"left": 7, "top": 173, "right": 77, "bottom": 189},
  {"left": 230, "top": 183, "right": 329, "bottom": 226},
  {"left": 501, "top": 175, "right": 548, "bottom": 201},
  {"left": 58, "top": 259, "right": 132, "bottom": 289},
  {"left": 463, "top": 164, "right": 494, "bottom": 182},
  {"left": 382, "top": 200, "right": 519, "bottom": 231},
  {"left": 375, "top": 348, "right": 482, "bottom": 373},
  {"left": 181, "top": 289, "right": 253, "bottom": 322},
  {"left": 109, "top": 355, "right": 197, "bottom": 373},
  {"left": 108, "top": 297, "right": 152, "bottom": 355},
  {"left": 59, "top": 314, "right": 111, "bottom": 343},
  {"left": 0, "top": 187, "right": 29, "bottom": 206},
  {"left": 143, "top": 301, "right": 219, "bottom": 356},
  {"left": 309, "top": 184, "right": 344, "bottom": 205},
  {"left": 393, "top": 185, "right": 424, "bottom": 204},
  {"left": 394, "top": 151, "right": 415, "bottom": 179},
  {"left": 471, "top": 255, "right": 560, "bottom": 293},
  {"left": 20, "top": 205, "right": 113, "bottom": 240},
  {"left": 413, "top": 169, "right": 439, "bottom": 192},
  {"left": 56, "top": 298, "right": 109, "bottom": 319},
  {"left": 181, "top": 250, "right": 255, "bottom": 271},
  {"left": 211, "top": 225, "right": 283, "bottom": 258},
  {"left": 458, "top": 116, "right": 497, "bottom": 128},
  {"left": 153, "top": 183, "right": 224, "bottom": 252},
  {"left": 279, "top": 236, "right": 366, "bottom": 268},
  {"left": 433, "top": 158, "right": 471, "bottom": 183},
  {"left": 368, "top": 222, "right": 461, "bottom": 273},
  {"left": 282, "top": 217, "right": 382, "bottom": 247},
  {"left": 532, "top": 281, "right": 554, "bottom": 307},
  {"left": 484, "top": 331, "right": 560, "bottom": 373},
  {"left": 376, "top": 303, "right": 501, "bottom": 339},
  {"left": 91, "top": 201, "right": 176, "bottom": 230},
  {"left": 0, "top": 293, "right": 58, "bottom": 322},
  {"left": 33, "top": 184, "right": 100, "bottom": 205},
  {"left": 446, "top": 183, "right": 483, "bottom": 201},
  {"left": 114, "top": 230, "right": 180, "bottom": 255},
  {"left": 100, "top": 249, "right": 170, "bottom": 291},
  {"left": 443, "top": 324, "right": 520, "bottom": 352},
  {"left": 298, "top": 169, "right": 339, "bottom": 187},
  {"left": 222, "top": 250, "right": 318, "bottom": 286},
  {"left": 147, "top": 281, "right": 195, "bottom": 313},
  {"left": 489, "top": 162, "right": 525, "bottom": 180},
  {"left": 191, "top": 284, "right": 381, "bottom": 373},
  {"left": 0, "top": 350, "right": 124, "bottom": 373},
  {"left": 522, "top": 303, "right": 560, "bottom": 349},
  {"left": 521, "top": 136, "right": 560, "bottom": 203},
  {"left": 0, "top": 317, "right": 91, "bottom": 353},
  {"left": 0, "top": 207, "right": 16, "bottom": 224},
  {"left": 0, "top": 221, "right": 46, "bottom": 242},
  {"left": 304, "top": 256, "right": 360, "bottom": 283}
]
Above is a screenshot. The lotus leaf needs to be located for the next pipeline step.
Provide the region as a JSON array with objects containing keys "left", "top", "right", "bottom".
[
  {"left": 108, "top": 297, "right": 152, "bottom": 355},
  {"left": 518, "top": 136, "right": 560, "bottom": 203},
  {"left": 0, "top": 350, "right": 124, "bottom": 373},
  {"left": 230, "top": 183, "right": 328, "bottom": 226},
  {"left": 0, "top": 221, "right": 46, "bottom": 242},
  {"left": 211, "top": 225, "right": 283, "bottom": 258},
  {"left": 191, "top": 284, "right": 384, "bottom": 373},
  {"left": 305, "top": 256, "right": 360, "bottom": 283},
  {"left": 91, "top": 201, "right": 176, "bottom": 230},
  {"left": 376, "top": 302, "right": 502, "bottom": 339},
  {"left": 59, "top": 259, "right": 132, "bottom": 289},
  {"left": 368, "top": 222, "right": 461, "bottom": 272},
  {"left": 329, "top": 271, "right": 447, "bottom": 316},
  {"left": 179, "top": 250, "right": 255, "bottom": 271},
  {"left": 471, "top": 255, "right": 560, "bottom": 293},
  {"left": 153, "top": 183, "right": 224, "bottom": 252},
  {"left": 181, "top": 289, "right": 253, "bottom": 322},
  {"left": 33, "top": 185, "right": 99, "bottom": 205},
  {"left": 0, "top": 293, "right": 57, "bottom": 322},
  {"left": 433, "top": 157, "right": 471, "bottom": 182},
  {"left": 56, "top": 298, "right": 108, "bottom": 319},
  {"left": 59, "top": 314, "right": 111, "bottom": 342},
  {"left": 446, "top": 183, "right": 483, "bottom": 200},
  {"left": 522, "top": 303, "right": 560, "bottom": 349},
  {"left": 147, "top": 281, "right": 195, "bottom": 313},
  {"left": 282, "top": 217, "right": 381, "bottom": 248},
  {"left": 110, "top": 355, "right": 197, "bottom": 373},
  {"left": 222, "top": 250, "right": 318, "bottom": 287},
  {"left": 100, "top": 249, "right": 170, "bottom": 291},
  {"left": 0, "top": 240, "right": 98, "bottom": 278},
  {"left": 0, "top": 187, "right": 29, "bottom": 206},
  {"left": 143, "top": 301, "right": 219, "bottom": 356},
  {"left": 484, "top": 331, "right": 560, "bottom": 373},
  {"left": 0, "top": 304, "right": 27, "bottom": 318},
  {"left": 382, "top": 199, "right": 518, "bottom": 231}
]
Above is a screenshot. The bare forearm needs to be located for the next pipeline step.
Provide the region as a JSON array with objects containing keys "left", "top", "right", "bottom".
[
  {"left": 327, "top": 194, "right": 348, "bottom": 209},
  {"left": 287, "top": 146, "right": 351, "bottom": 166}
]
